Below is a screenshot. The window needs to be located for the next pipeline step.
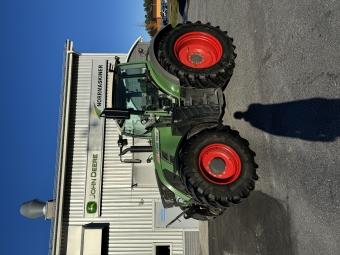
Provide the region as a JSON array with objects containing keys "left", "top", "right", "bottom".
[
  {"left": 114, "top": 64, "right": 159, "bottom": 111},
  {"left": 153, "top": 243, "right": 172, "bottom": 255},
  {"left": 121, "top": 113, "right": 152, "bottom": 137}
]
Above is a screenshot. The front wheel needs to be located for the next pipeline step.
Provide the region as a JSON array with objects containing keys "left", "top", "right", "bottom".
[
  {"left": 157, "top": 21, "right": 237, "bottom": 89},
  {"left": 180, "top": 127, "right": 258, "bottom": 209}
]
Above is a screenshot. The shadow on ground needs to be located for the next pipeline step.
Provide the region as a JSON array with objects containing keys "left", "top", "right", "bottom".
[
  {"left": 208, "top": 191, "right": 297, "bottom": 255},
  {"left": 234, "top": 98, "right": 340, "bottom": 141}
]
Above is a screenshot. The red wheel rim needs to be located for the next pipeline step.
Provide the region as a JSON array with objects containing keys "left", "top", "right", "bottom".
[
  {"left": 174, "top": 32, "right": 223, "bottom": 68},
  {"left": 198, "top": 143, "right": 241, "bottom": 185}
]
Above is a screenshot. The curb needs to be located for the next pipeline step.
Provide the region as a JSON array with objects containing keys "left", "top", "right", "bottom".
[{"left": 199, "top": 221, "right": 209, "bottom": 255}]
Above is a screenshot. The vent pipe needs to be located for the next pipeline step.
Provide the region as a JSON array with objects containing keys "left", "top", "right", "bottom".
[{"left": 20, "top": 199, "right": 54, "bottom": 220}]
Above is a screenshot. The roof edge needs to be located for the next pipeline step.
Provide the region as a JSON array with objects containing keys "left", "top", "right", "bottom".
[
  {"left": 50, "top": 39, "right": 77, "bottom": 255},
  {"left": 126, "top": 36, "right": 143, "bottom": 62}
]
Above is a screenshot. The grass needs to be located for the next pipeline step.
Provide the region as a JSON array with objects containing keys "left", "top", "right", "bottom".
[{"left": 170, "top": 0, "right": 179, "bottom": 27}]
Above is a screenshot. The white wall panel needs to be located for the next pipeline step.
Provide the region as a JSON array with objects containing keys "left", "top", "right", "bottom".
[{"left": 59, "top": 53, "right": 191, "bottom": 255}]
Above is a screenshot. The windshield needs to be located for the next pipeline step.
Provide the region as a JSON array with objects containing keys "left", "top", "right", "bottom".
[{"left": 114, "top": 63, "right": 159, "bottom": 111}]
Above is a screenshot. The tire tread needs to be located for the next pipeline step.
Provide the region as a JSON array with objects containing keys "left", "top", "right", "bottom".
[
  {"left": 179, "top": 128, "right": 258, "bottom": 208},
  {"left": 157, "top": 22, "right": 236, "bottom": 89}
]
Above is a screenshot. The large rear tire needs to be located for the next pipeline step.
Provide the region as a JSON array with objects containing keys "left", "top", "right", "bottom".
[
  {"left": 157, "top": 21, "right": 236, "bottom": 89},
  {"left": 180, "top": 127, "right": 258, "bottom": 208}
]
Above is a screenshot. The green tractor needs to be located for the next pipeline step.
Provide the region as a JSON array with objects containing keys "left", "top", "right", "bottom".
[{"left": 101, "top": 22, "right": 258, "bottom": 225}]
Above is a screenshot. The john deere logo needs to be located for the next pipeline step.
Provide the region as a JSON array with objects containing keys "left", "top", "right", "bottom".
[
  {"left": 93, "top": 102, "right": 102, "bottom": 119},
  {"left": 86, "top": 201, "right": 97, "bottom": 214}
]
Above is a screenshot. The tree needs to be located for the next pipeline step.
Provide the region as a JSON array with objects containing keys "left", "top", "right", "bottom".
[{"left": 143, "top": 0, "right": 156, "bottom": 36}]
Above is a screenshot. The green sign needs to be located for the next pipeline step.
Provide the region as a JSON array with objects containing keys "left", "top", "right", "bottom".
[{"left": 86, "top": 201, "right": 98, "bottom": 214}]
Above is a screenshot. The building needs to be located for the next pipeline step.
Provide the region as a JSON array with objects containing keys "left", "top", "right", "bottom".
[
  {"left": 151, "top": 0, "right": 163, "bottom": 34},
  {"left": 21, "top": 37, "right": 199, "bottom": 255}
]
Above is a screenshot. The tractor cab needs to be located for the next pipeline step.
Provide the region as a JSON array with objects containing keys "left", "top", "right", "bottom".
[
  {"left": 102, "top": 61, "right": 176, "bottom": 138},
  {"left": 101, "top": 61, "right": 176, "bottom": 163}
]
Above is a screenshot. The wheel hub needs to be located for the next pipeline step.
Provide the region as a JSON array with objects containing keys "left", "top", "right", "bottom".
[
  {"left": 190, "top": 53, "right": 204, "bottom": 64},
  {"left": 198, "top": 143, "right": 241, "bottom": 185},
  {"left": 174, "top": 32, "right": 223, "bottom": 68},
  {"left": 210, "top": 158, "right": 225, "bottom": 174}
]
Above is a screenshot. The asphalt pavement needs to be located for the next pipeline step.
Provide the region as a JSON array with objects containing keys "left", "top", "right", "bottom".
[{"left": 177, "top": 1, "right": 340, "bottom": 254}]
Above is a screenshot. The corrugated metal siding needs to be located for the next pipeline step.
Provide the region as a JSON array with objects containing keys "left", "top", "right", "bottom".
[
  {"left": 102, "top": 120, "right": 133, "bottom": 188},
  {"left": 132, "top": 139, "right": 158, "bottom": 187},
  {"left": 61, "top": 55, "right": 91, "bottom": 254},
  {"left": 184, "top": 232, "right": 199, "bottom": 255},
  {"left": 60, "top": 53, "right": 192, "bottom": 255},
  {"left": 133, "top": 166, "right": 158, "bottom": 187},
  {"left": 65, "top": 219, "right": 185, "bottom": 255}
]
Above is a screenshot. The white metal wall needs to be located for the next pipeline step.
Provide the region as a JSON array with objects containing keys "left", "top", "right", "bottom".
[
  {"left": 133, "top": 138, "right": 158, "bottom": 188},
  {"left": 102, "top": 120, "right": 185, "bottom": 255},
  {"left": 60, "top": 54, "right": 188, "bottom": 255}
]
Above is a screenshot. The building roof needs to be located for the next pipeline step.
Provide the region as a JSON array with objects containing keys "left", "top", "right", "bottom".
[{"left": 49, "top": 39, "right": 76, "bottom": 255}]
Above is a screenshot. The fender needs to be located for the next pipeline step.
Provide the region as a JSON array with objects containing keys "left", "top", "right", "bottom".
[{"left": 149, "top": 24, "right": 181, "bottom": 86}]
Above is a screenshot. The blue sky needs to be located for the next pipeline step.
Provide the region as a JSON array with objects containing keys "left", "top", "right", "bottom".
[{"left": 0, "top": 1, "right": 149, "bottom": 254}]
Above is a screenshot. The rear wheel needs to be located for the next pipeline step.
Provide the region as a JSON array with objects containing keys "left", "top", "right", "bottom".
[
  {"left": 180, "top": 127, "right": 258, "bottom": 208},
  {"left": 157, "top": 21, "right": 236, "bottom": 89}
]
